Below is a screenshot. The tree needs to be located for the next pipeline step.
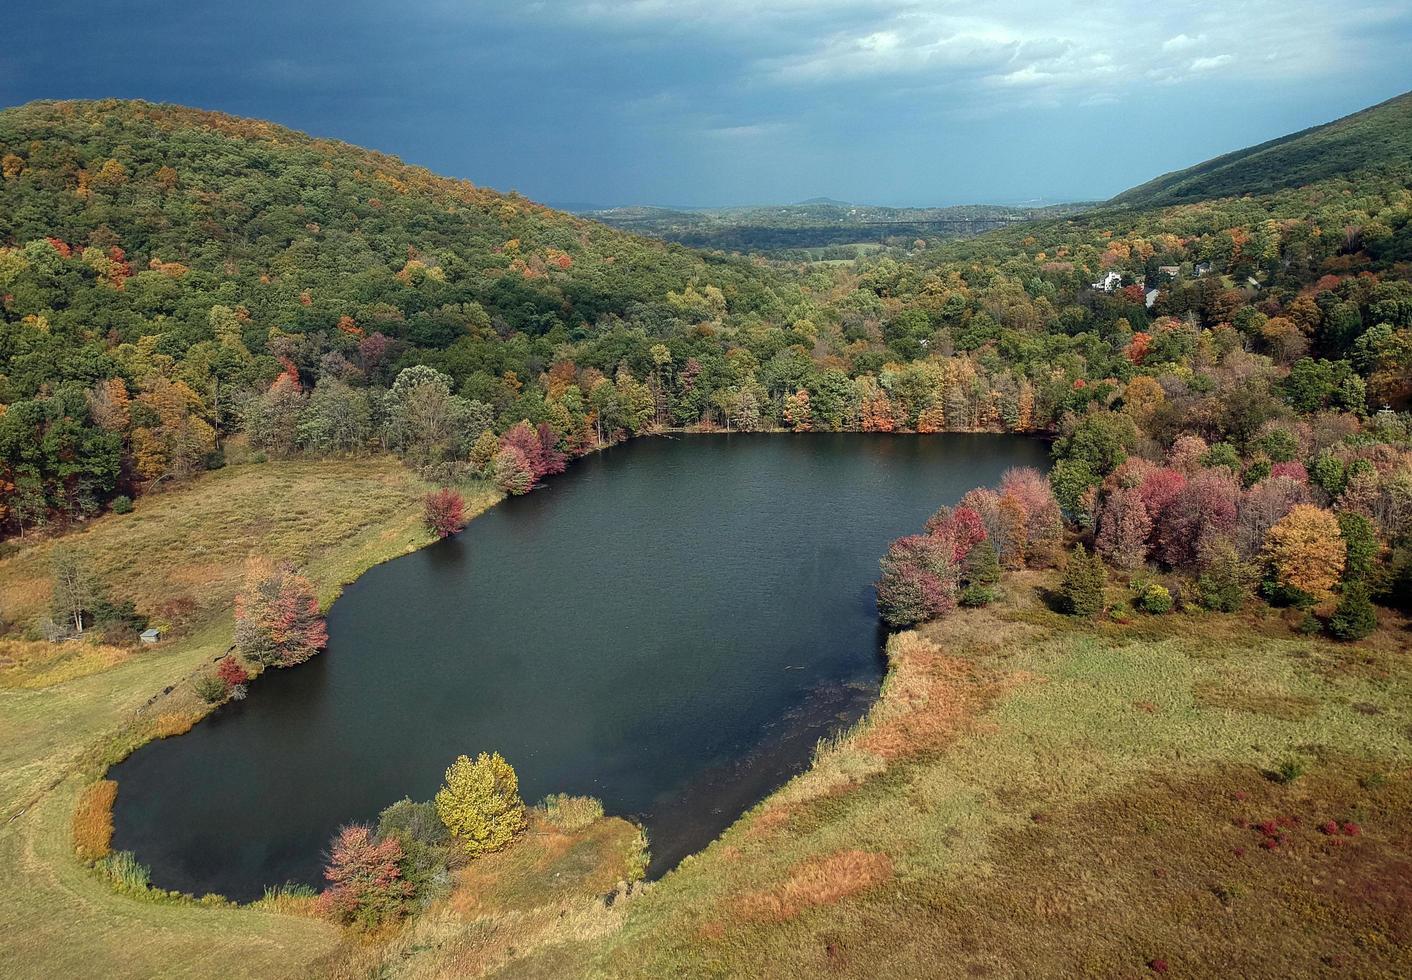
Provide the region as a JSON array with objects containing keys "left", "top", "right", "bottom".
[
  {"left": 316, "top": 824, "right": 415, "bottom": 929},
  {"left": 1196, "top": 540, "right": 1253, "bottom": 612},
  {"left": 1156, "top": 471, "right": 1239, "bottom": 569},
  {"left": 1058, "top": 544, "right": 1106, "bottom": 617},
  {"left": 1328, "top": 581, "right": 1376, "bottom": 640},
  {"left": 1264, "top": 505, "right": 1346, "bottom": 601},
  {"left": 1336, "top": 512, "right": 1378, "bottom": 581},
  {"left": 876, "top": 533, "right": 959, "bottom": 627},
  {"left": 423, "top": 488, "right": 466, "bottom": 539},
  {"left": 50, "top": 546, "right": 97, "bottom": 634},
  {"left": 469, "top": 429, "right": 500, "bottom": 475},
  {"left": 234, "top": 562, "right": 328, "bottom": 667},
  {"left": 434, "top": 752, "right": 526, "bottom": 856},
  {"left": 492, "top": 445, "right": 535, "bottom": 495},
  {"left": 1095, "top": 486, "right": 1152, "bottom": 569}
]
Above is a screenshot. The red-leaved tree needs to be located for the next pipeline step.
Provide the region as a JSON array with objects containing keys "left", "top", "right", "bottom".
[
  {"left": 423, "top": 488, "right": 466, "bottom": 538},
  {"left": 316, "top": 824, "right": 414, "bottom": 930}
]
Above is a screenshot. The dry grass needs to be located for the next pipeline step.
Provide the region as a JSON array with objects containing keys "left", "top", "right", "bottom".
[
  {"left": 737, "top": 849, "right": 893, "bottom": 922},
  {"left": 0, "top": 637, "right": 132, "bottom": 689},
  {"left": 71, "top": 779, "right": 117, "bottom": 863}
]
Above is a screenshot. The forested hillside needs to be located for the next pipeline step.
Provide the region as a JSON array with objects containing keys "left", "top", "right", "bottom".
[
  {"left": 1113, "top": 90, "right": 1412, "bottom": 207},
  {"left": 2, "top": 96, "right": 1412, "bottom": 567}
]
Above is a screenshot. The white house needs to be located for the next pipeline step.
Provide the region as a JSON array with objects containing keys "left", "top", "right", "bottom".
[{"left": 1091, "top": 270, "right": 1124, "bottom": 292}]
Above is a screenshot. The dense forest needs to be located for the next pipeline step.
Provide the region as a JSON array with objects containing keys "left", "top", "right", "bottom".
[{"left": 2, "top": 93, "right": 1411, "bottom": 618}]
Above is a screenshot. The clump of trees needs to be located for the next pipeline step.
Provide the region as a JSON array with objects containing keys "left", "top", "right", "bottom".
[
  {"left": 316, "top": 751, "right": 541, "bottom": 931},
  {"left": 233, "top": 561, "right": 328, "bottom": 667}
]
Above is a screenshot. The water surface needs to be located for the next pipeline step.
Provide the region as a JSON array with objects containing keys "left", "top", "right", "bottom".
[{"left": 111, "top": 433, "right": 1048, "bottom": 900}]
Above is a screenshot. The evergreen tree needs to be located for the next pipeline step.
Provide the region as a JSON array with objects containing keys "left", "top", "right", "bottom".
[
  {"left": 1328, "top": 581, "right": 1377, "bottom": 640},
  {"left": 1059, "top": 544, "right": 1106, "bottom": 617}
]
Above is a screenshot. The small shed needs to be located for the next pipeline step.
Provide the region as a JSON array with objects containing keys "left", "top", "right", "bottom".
[{"left": 139, "top": 627, "right": 163, "bottom": 645}]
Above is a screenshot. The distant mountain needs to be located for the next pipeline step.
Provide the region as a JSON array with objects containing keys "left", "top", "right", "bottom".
[
  {"left": 1113, "top": 89, "right": 1412, "bottom": 207},
  {"left": 794, "top": 197, "right": 852, "bottom": 207}
]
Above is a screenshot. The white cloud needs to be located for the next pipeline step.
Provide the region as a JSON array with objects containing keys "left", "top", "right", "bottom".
[{"left": 1161, "top": 33, "right": 1205, "bottom": 51}]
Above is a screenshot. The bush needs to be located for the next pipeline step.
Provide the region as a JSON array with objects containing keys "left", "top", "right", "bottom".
[
  {"left": 434, "top": 752, "right": 526, "bottom": 856},
  {"left": 1058, "top": 544, "right": 1106, "bottom": 617},
  {"left": 234, "top": 562, "right": 328, "bottom": 667},
  {"left": 1328, "top": 581, "right": 1377, "bottom": 640},
  {"left": 194, "top": 672, "right": 229, "bottom": 703},
  {"left": 73, "top": 779, "right": 117, "bottom": 863},
  {"left": 376, "top": 798, "right": 452, "bottom": 900},
  {"left": 111, "top": 495, "right": 133, "bottom": 514},
  {"left": 540, "top": 793, "right": 604, "bottom": 832},
  {"left": 1137, "top": 583, "right": 1173, "bottom": 614},
  {"left": 959, "top": 583, "right": 998, "bottom": 608},
  {"left": 1197, "top": 545, "right": 1251, "bottom": 612}
]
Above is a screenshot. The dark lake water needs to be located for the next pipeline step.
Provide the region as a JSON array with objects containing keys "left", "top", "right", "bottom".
[{"left": 110, "top": 433, "right": 1049, "bottom": 901}]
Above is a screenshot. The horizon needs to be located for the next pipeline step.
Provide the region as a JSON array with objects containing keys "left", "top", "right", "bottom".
[{"left": 6, "top": 2, "right": 1412, "bottom": 209}]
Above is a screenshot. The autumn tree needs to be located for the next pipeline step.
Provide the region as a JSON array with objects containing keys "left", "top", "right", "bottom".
[
  {"left": 423, "top": 488, "right": 466, "bottom": 539},
  {"left": 469, "top": 429, "right": 500, "bottom": 475},
  {"left": 434, "top": 752, "right": 526, "bottom": 856},
  {"left": 1095, "top": 486, "right": 1152, "bottom": 569},
  {"left": 492, "top": 445, "right": 535, "bottom": 495},
  {"left": 1264, "top": 504, "right": 1346, "bottom": 602},
  {"left": 234, "top": 561, "right": 328, "bottom": 667},
  {"left": 876, "top": 532, "right": 959, "bottom": 627},
  {"left": 316, "top": 824, "right": 415, "bottom": 929}
]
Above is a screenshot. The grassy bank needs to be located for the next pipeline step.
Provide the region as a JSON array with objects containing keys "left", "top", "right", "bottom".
[{"left": 0, "top": 457, "right": 498, "bottom": 979}]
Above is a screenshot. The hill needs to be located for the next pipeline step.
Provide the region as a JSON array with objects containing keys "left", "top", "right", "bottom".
[
  {"left": 0, "top": 97, "right": 788, "bottom": 368},
  {"left": 1112, "top": 89, "right": 1412, "bottom": 207}
]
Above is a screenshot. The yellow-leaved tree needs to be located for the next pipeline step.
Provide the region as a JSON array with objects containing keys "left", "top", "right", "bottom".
[
  {"left": 434, "top": 752, "right": 526, "bottom": 856},
  {"left": 1264, "top": 504, "right": 1346, "bottom": 600}
]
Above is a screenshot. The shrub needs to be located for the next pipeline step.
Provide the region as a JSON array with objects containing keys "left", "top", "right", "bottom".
[
  {"left": 423, "top": 488, "right": 466, "bottom": 539},
  {"left": 961, "top": 538, "right": 1001, "bottom": 587},
  {"left": 540, "top": 793, "right": 605, "bottom": 832},
  {"left": 434, "top": 752, "right": 526, "bottom": 856},
  {"left": 97, "top": 850, "right": 152, "bottom": 893},
  {"left": 876, "top": 533, "right": 959, "bottom": 627},
  {"left": 216, "top": 657, "right": 249, "bottom": 687},
  {"left": 1138, "top": 583, "right": 1173, "bottom": 614},
  {"left": 73, "top": 779, "right": 117, "bottom": 862},
  {"left": 316, "top": 824, "right": 415, "bottom": 929},
  {"left": 1328, "top": 581, "right": 1377, "bottom": 640},
  {"left": 111, "top": 495, "right": 133, "bottom": 514},
  {"left": 1058, "top": 544, "right": 1106, "bottom": 617},
  {"left": 376, "top": 798, "right": 452, "bottom": 900},
  {"left": 194, "top": 672, "right": 229, "bottom": 703},
  {"left": 959, "top": 583, "right": 998, "bottom": 608}
]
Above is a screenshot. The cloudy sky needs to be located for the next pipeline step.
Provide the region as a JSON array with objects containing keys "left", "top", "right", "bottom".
[{"left": 5, "top": 2, "right": 1410, "bottom": 207}]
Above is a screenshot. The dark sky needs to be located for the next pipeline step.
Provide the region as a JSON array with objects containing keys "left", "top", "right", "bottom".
[{"left": 4, "top": 2, "right": 1410, "bottom": 208}]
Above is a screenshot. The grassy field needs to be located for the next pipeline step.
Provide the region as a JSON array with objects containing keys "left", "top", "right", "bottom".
[
  {"left": 2, "top": 461, "right": 1410, "bottom": 978},
  {"left": 0, "top": 456, "right": 498, "bottom": 979}
]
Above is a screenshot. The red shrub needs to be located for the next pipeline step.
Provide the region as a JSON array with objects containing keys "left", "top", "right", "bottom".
[{"left": 423, "top": 488, "right": 467, "bottom": 538}]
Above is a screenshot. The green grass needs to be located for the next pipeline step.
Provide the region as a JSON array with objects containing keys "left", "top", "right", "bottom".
[{"left": 0, "top": 457, "right": 499, "bottom": 979}]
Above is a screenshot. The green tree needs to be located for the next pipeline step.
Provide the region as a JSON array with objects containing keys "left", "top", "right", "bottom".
[
  {"left": 1328, "top": 581, "right": 1376, "bottom": 640},
  {"left": 1058, "top": 544, "right": 1106, "bottom": 617},
  {"left": 434, "top": 752, "right": 526, "bottom": 856}
]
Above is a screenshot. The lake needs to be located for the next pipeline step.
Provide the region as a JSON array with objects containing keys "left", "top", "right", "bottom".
[{"left": 110, "top": 433, "right": 1050, "bottom": 901}]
